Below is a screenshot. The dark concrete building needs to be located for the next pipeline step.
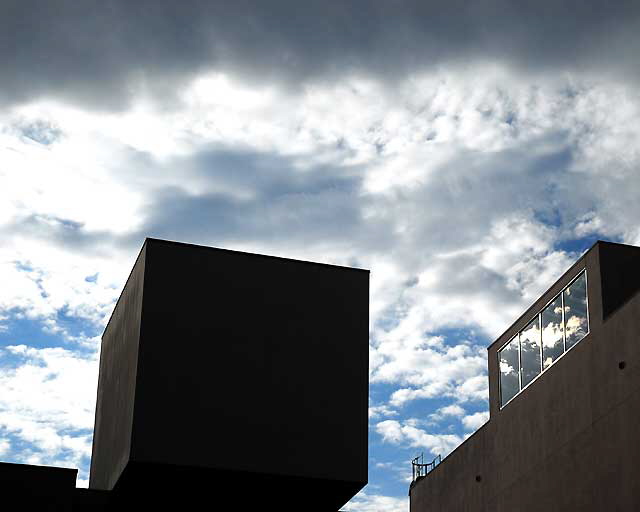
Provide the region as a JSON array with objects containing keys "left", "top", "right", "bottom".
[
  {"left": 410, "top": 241, "right": 640, "bottom": 511},
  {"left": 0, "top": 462, "right": 76, "bottom": 511},
  {"left": 2, "top": 238, "right": 369, "bottom": 511}
]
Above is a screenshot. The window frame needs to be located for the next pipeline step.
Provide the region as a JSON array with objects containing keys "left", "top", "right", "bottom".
[
  {"left": 498, "top": 269, "right": 589, "bottom": 410},
  {"left": 563, "top": 270, "right": 590, "bottom": 350}
]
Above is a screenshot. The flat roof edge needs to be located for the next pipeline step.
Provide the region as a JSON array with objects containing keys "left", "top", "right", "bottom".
[
  {"left": 486, "top": 239, "right": 605, "bottom": 352},
  {"left": 144, "top": 237, "right": 370, "bottom": 273}
]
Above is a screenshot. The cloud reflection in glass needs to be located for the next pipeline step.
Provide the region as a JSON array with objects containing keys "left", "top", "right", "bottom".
[{"left": 498, "top": 270, "right": 589, "bottom": 408}]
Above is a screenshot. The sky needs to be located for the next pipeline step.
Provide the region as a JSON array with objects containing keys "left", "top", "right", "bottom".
[{"left": 1, "top": 1, "right": 640, "bottom": 509}]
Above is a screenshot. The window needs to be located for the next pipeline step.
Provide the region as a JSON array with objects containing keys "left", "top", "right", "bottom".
[
  {"left": 499, "top": 336, "right": 520, "bottom": 406},
  {"left": 541, "top": 295, "right": 564, "bottom": 369},
  {"left": 498, "top": 270, "right": 589, "bottom": 408},
  {"left": 564, "top": 272, "right": 588, "bottom": 349},
  {"left": 520, "top": 316, "right": 541, "bottom": 388}
]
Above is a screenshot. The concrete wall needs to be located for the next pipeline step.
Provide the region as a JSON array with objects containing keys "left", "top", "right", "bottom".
[
  {"left": 89, "top": 245, "right": 146, "bottom": 491},
  {"left": 410, "top": 241, "right": 640, "bottom": 511}
]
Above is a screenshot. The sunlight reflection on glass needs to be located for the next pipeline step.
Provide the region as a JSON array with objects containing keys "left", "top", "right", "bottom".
[
  {"left": 499, "top": 270, "right": 589, "bottom": 409},
  {"left": 542, "top": 295, "right": 564, "bottom": 369},
  {"left": 499, "top": 336, "right": 520, "bottom": 407},
  {"left": 520, "top": 316, "right": 541, "bottom": 387},
  {"left": 564, "top": 272, "right": 588, "bottom": 349}
]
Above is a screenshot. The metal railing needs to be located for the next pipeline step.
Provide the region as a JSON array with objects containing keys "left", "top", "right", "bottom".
[{"left": 411, "top": 453, "right": 441, "bottom": 483}]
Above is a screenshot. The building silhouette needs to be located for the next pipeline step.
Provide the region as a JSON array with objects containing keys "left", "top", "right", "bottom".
[
  {"left": 1, "top": 238, "right": 369, "bottom": 511},
  {"left": 8, "top": 237, "right": 639, "bottom": 511},
  {"left": 410, "top": 240, "right": 640, "bottom": 511}
]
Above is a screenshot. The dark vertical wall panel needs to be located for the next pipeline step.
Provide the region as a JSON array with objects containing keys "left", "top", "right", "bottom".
[
  {"left": 89, "top": 245, "right": 146, "bottom": 490},
  {"left": 598, "top": 241, "right": 640, "bottom": 320}
]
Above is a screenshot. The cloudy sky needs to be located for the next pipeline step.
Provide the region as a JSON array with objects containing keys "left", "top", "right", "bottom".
[{"left": 1, "top": 1, "right": 640, "bottom": 509}]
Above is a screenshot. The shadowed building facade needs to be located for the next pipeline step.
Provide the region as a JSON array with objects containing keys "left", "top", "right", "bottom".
[
  {"left": 89, "top": 238, "right": 369, "bottom": 510},
  {"left": 410, "top": 241, "right": 640, "bottom": 511}
]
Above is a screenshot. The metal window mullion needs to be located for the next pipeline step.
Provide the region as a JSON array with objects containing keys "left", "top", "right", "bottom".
[
  {"left": 583, "top": 270, "right": 590, "bottom": 336},
  {"left": 538, "top": 313, "right": 543, "bottom": 374},
  {"left": 498, "top": 349, "right": 503, "bottom": 407},
  {"left": 518, "top": 332, "right": 523, "bottom": 391},
  {"left": 561, "top": 288, "right": 567, "bottom": 353}
]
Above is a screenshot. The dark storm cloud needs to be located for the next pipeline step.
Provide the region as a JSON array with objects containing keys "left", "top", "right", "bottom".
[
  {"left": 1, "top": 145, "right": 385, "bottom": 255},
  {"left": 2, "top": 0, "right": 640, "bottom": 108},
  {"left": 137, "top": 148, "right": 373, "bottom": 247},
  {"left": 121, "top": 133, "right": 574, "bottom": 266},
  {"left": 0, "top": 132, "right": 581, "bottom": 264},
  {"left": 0, "top": 213, "right": 122, "bottom": 255}
]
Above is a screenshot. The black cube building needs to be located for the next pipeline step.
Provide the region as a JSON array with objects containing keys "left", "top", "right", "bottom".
[{"left": 89, "top": 238, "right": 369, "bottom": 510}]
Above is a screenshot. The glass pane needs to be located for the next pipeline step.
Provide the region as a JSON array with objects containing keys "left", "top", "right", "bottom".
[
  {"left": 564, "top": 272, "right": 588, "bottom": 349},
  {"left": 520, "top": 316, "right": 541, "bottom": 387},
  {"left": 499, "top": 337, "right": 520, "bottom": 407},
  {"left": 541, "top": 295, "right": 564, "bottom": 369}
]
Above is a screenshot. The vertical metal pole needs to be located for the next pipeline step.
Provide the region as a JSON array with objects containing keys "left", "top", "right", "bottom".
[
  {"left": 562, "top": 289, "right": 566, "bottom": 352},
  {"left": 517, "top": 333, "right": 522, "bottom": 391},
  {"left": 583, "top": 270, "right": 590, "bottom": 335},
  {"left": 539, "top": 313, "right": 543, "bottom": 373}
]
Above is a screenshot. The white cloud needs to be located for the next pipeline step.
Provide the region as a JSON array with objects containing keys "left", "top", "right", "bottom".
[
  {"left": 0, "top": 344, "right": 99, "bottom": 480},
  {"left": 367, "top": 211, "right": 575, "bottom": 409},
  {"left": 429, "top": 404, "right": 465, "bottom": 422},
  {"left": 0, "top": 108, "right": 143, "bottom": 235},
  {"left": 462, "top": 411, "right": 490, "bottom": 431},
  {"left": 0, "top": 439, "right": 10, "bottom": 457},
  {"left": 343, "top": 490, "right": 408, "bottom": 512},
  {"left": 373, "top": 336, "right": 487, "bottom": 408},
  {"left": 455, "top": 375, "right": 489, "bottom": 403},
  {"left": 0, "top": 236, "right": 133, "bottom": 335},
  {"left": 376, "top": 420, "right": 462, "bottom": 458},
  {"left": 2, "top": 63, "right": 640, "bottom": 505},
  {"left": 1, "top": 70, "right": 637, "bottom": 341},
  {"left": 369, "top": 404, "right": 399, "bottom": 420}
]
